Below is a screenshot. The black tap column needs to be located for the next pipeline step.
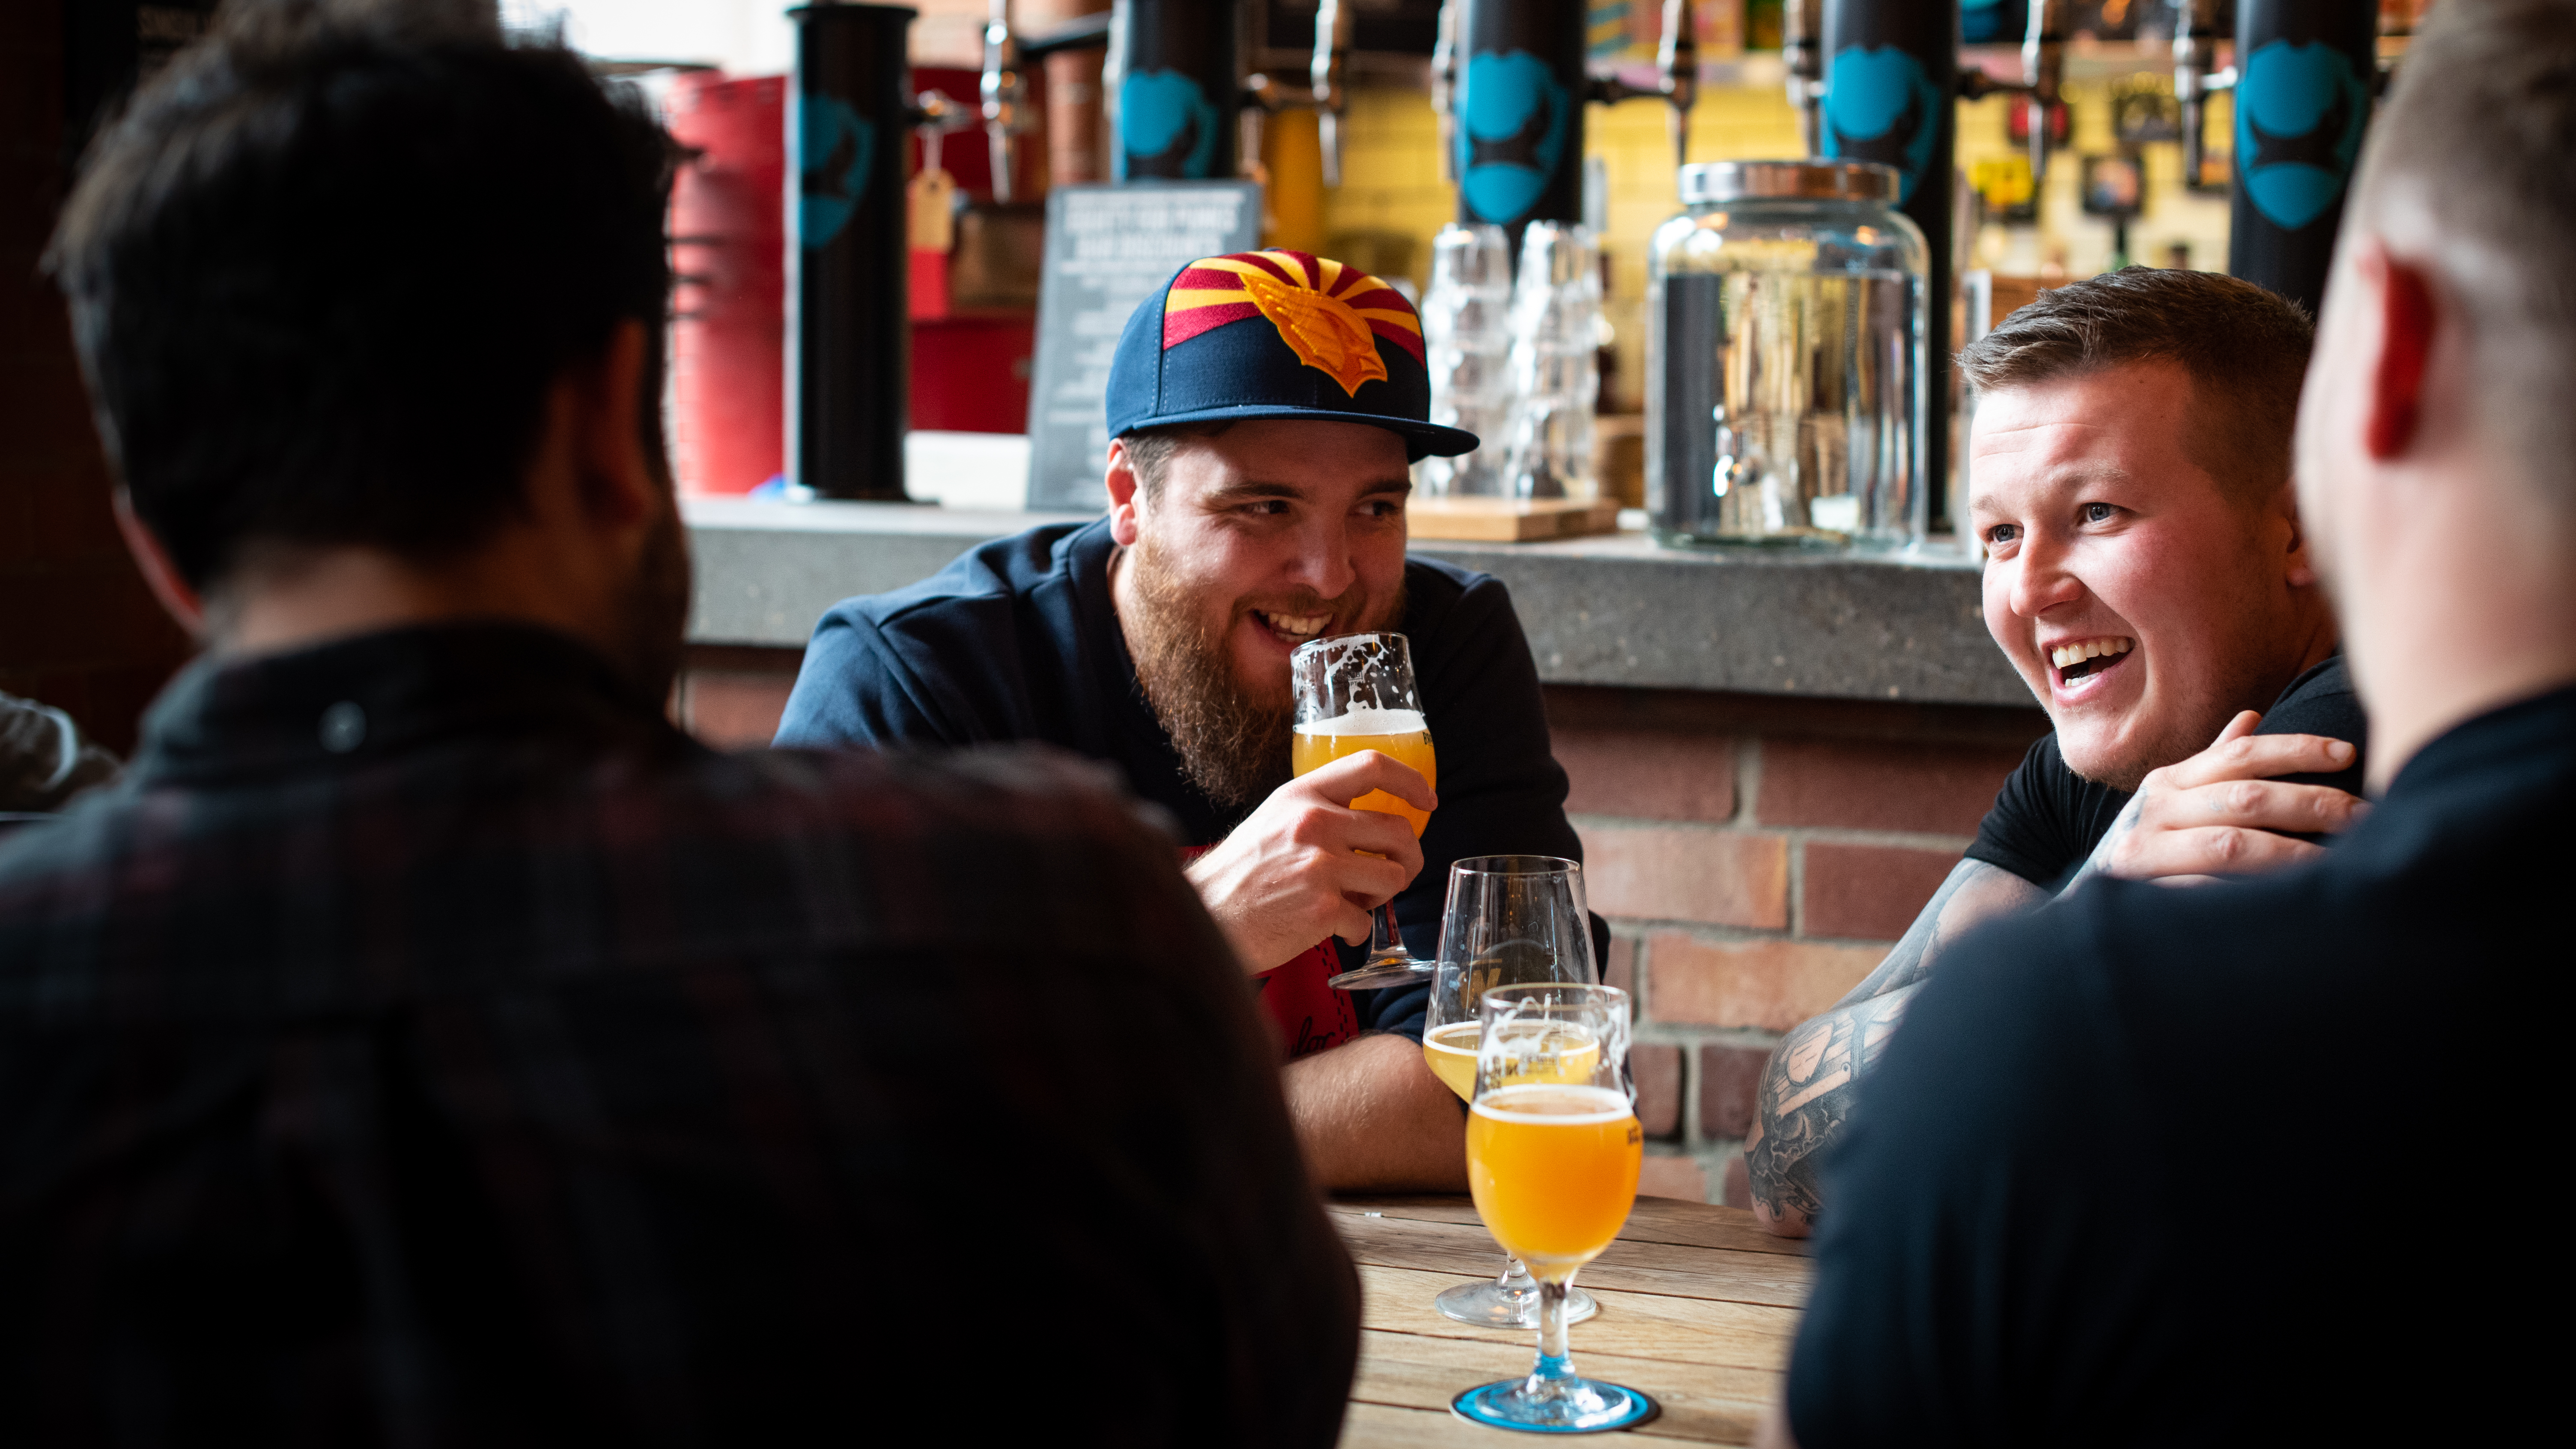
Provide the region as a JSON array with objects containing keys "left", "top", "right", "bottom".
[
  {"left": 1819, "top": 0, "right": 1956, "bottom": 515},
  {"left": 788, "top": 3, "right": 915, "bottom": 501},
  {"left": 1106, "top": 0, "right": 1240, "bottom": 182},
  {"left": 1451, "top": 0, "right": 1588, "bottom": 253},
  {"left": 2230, "top": 0, "right": 2376, "bottom": 317}
]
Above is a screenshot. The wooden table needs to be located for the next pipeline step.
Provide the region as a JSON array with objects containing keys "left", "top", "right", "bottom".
[{"left": 1327, "top": 1195, "right": 1809, "bottom": 1446}]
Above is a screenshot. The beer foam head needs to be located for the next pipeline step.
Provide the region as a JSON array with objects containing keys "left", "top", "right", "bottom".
[
  {"left": 1471, "top": 1084, "right": 1633, "bottom": 1125},
  {"left": 1294, "top": 707, "right": 1428, "bottom": 736},
  {"left": 1425, "top": 1021, "right": 1482, "bottom": 1052}
]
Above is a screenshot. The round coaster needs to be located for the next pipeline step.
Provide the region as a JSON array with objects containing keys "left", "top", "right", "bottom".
[{"left": 1450, "top": 1378, "right": 1660, "bottom": 1435}]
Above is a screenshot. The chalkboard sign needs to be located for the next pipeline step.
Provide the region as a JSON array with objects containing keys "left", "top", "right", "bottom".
[{"left": 1023, "top": 182, "right": 1261, "bottom": 511}]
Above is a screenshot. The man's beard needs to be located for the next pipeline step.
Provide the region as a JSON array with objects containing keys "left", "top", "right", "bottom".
[{"left": 1121, "top": 538, "right": 1401, "bottom": 813}]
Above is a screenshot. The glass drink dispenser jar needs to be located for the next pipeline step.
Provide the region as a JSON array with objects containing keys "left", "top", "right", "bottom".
[{"left": 1646, "top": 161, "right": 1929, "bottom": 549}]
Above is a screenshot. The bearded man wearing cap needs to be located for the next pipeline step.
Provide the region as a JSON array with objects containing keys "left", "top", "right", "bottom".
[{"left": 777, "top": 250, "right": 1575, "bottom": 1190}]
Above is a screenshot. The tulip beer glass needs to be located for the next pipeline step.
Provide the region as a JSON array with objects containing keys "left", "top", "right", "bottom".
[
  {"left": 1290, "top": 632, "right": 1437, "bottom": 990},
  {"left": 1455, "top": 983, "right": 1653, "bottom": 1434},
  {"left": 1425, "top": 856, "right": 1601, "bottom": 1329}
]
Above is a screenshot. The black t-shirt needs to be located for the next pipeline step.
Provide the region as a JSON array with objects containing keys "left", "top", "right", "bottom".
[
  {"left": 1965, "top": 653, "right": 2369, "bottom": 890},
  {"left": 1784, "top": 685, "right": 2570, "bottom": 1446},
  {"left": 772, "top": 517, "right": 1583, "bottom": 1041}
]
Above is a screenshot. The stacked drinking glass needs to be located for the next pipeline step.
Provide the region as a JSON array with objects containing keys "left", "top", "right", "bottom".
[
  {"left": 1417, "top": 224, "right": 1515, "bottom": 497},
  {"left": 1502, "top": 221, "right": 1602, "bottom": 502}
]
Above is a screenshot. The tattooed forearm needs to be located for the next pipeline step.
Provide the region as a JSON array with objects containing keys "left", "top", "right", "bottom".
[
  {"left": 1832, "top": 858, "right": 2048, "bottom": 1007},
  {"left": 1746, "top": 860, "right": 2045, "bottom": 1236},
  {"left": 1745, "top": 987, "right": 1917, "bottom": 1235}
]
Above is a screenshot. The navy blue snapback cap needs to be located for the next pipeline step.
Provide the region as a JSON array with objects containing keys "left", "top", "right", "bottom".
[{"left": 1103, "top": 249, "right": 1479, "bottom": 462}]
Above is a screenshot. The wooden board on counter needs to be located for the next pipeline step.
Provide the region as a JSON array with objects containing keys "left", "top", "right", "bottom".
[{"left": 1406, "top": 496, "right": 1624, "bottom": 543}]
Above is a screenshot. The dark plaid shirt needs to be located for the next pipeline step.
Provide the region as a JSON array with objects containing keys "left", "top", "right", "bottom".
[{"left": 0, "top": 623, "right": 1359, "bottom": 1447}]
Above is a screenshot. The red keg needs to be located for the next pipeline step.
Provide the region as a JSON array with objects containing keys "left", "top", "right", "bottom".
[{"left": 667, "top": 73, "right": 785, "bottom": 496}]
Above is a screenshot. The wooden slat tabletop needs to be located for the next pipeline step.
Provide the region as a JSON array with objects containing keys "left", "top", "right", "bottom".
[{"left": 1327, "top": 1195, "right": 1810, "bottom": 1446}]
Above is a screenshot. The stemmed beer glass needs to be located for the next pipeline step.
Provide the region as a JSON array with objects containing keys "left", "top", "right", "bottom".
[
  {"left": 1455, "top": 983, "right": 1653, "bottom": 1434},
  {"left": 1289, "top": 632, "right": 1437, "bottom": 991},
  {"left": 1425, "top": 855, "right": 1599, "bottom": 1329}
]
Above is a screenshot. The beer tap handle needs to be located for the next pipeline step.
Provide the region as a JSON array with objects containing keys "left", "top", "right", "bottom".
[
  {"left": 909, "top": 90, "right": 972, "bottom": 263},
  {"left": 912, "top": 87, "right": 976, "bottom": 146},
  {"left": 1237, "top": 74, "right": 1279, "bottom": 187},
  {"left": 1311, "top": 0, "right": 1353, "bottom": 188},
  {"left": 1783, "top": 0, "right": 1822, "bottom": 159},
  {"left": 2023, "top": 0, "right": 2066, "bottom": 186},
  {"left": 913, "top": 90, "right": 950, "bottom": 166},
  {"left": 1956, "top": 69, "right": 2036, "bottom": 101},
  {"left": 1431, "top": 0, "right": 1460, "bottom": 186},
  {"left": 1586, "top": 75, "right": 1654, "bottom": 105},
  {"left": 2172, "top": 0, "right": 2236, "bottom": 191},
  {"left": 978, "top": 0, "right": 1022, "bottom": 204},
  {"left": 1658, "top": 0, "right": 1696, "bottom": 175}
]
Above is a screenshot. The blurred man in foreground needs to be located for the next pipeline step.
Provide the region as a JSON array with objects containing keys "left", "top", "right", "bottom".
[
  {"left": 0, "top": 8, "right": 1356, "bottom": 1444},
  {"left": 778, "top": 252, "right": 1582, "bottom": 1190},
  {"left": 1767, "top": 1, "right": 2569, "bottom": 1440},
  {"left": 1748, "top": 268, "right": 2367, "bottom": 1235}
]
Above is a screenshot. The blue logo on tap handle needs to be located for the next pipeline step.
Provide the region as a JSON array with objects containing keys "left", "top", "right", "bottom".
[
  {"left": 2235, "top": 40, "right": 2370, "bottom": 231},
  {"left": 1822, "top": 45, "right": 1943, "bottom": 206},
  {"left": 1118, "top": 69, "right": 1222, "bottom": 180},
  {"left": 798, "top": 94, "right": 876, "bottom": 249},
  {"left": 1457, "top": 50, "right": 1570, "bottom": 225}
]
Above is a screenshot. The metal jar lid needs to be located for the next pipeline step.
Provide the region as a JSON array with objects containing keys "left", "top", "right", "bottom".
[{"left": 1677, "top": 160, "right": 1900, "bottom": 205}]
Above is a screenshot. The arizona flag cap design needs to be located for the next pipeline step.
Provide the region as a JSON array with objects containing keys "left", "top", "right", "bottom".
[{"left": 1105, "top": 248, "right": 1479, "bottom": 461}]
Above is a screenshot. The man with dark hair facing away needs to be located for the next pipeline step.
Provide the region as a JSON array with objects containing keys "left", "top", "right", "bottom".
[
  {"left": 0, "top": 6, "right": 1357, "bottom": 1444},
  {"left": 1764, "top": 0, "right": 2572, "bottom": 1441},
  {"left": 777, "top": 251, "right": 1582, "bottom": 1191},
  {"left": 1747, "top": 265, "right": 2371, "bottom": 1236}
]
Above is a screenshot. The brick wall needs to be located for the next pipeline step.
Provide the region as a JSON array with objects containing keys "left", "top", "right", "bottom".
[
  {"left": 1543, "top": 686, "right": 2044, "bottom": 1206},
  {"left": 0, "top": 4, "right": 197, "bottom": 755},
  {"left": 678, "top": 646, "right": 2049, "bottom": 1205}
]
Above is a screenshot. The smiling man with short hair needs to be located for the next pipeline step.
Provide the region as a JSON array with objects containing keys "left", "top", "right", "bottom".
[
  {"left": 1765, "top": 5, "right": 2573, "bottom": 1437},
  {"left": 1745, "top": 266, "right": 2371, "bottom": 1236},
  {"left": 777, "top": 250, "right": 1582, "bottom": 1190}
]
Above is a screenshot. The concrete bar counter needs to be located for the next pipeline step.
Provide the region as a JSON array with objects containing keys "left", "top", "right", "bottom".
[{"left": 685, "top": 498, "right": 2027, "bottom": 707}]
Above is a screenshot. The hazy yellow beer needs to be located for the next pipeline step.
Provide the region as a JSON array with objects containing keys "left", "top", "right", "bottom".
[
  {"left": 1425, "top": 1021, "right": 1604, "bottom": 1103},
  {"left": 1291, "top": 707, "right": 1436, "bottom": 835},
  {"left": 1423, "top": 1021, "right": 1482, "bottom": 1100},
  {"left": 1466, "top": 1084, "right": 1642, "bottom": 1273}
]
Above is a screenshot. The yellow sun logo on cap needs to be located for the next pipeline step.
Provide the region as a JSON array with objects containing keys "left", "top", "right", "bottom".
[{"left": 1162, "top": 250, "right": 1425, "bottom": 397}]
